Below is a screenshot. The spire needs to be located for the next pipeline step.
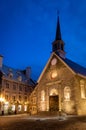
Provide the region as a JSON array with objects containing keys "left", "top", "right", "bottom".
[
  {"left": 52, "top": 14, "right": 66, "bottom": 59},
  {"left": 55, "top": 16, "right": 61, "bottom": 40}
]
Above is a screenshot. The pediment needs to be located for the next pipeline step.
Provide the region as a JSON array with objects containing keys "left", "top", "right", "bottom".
[{"left": 37, "top": 52, "right": 76, "bottom": 83}]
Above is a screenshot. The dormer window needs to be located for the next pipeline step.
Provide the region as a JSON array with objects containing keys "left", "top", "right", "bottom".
[
  {"left": 8, "top": 68, "right": 13, "bottom": 78},
  {"left": 9, "top": 72, "right": 13, "bottom": 78},
  {"left": 18, "top": 76, "right": 22, "bottom": 81}
]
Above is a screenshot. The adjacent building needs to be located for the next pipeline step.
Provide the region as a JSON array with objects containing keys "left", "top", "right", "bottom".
[
  {"left": 29, "top": 17, "right": 86, "bottom": 115},
  {"left": 0, "top": 56, "right": 35, "bottom": 115}
]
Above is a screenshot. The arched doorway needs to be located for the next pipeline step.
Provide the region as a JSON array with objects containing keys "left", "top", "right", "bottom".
[{"left": 49, "top": 89, "right": 59, "bottom": 111}]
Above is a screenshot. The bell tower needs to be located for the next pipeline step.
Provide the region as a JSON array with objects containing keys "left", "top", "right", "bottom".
[{"left": 52, "top": 16, "right": 66, "bottom": 59}]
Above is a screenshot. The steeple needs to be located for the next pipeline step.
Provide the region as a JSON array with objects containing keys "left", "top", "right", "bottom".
[
  {"left": 52, "top": 16, "right": 66, "bottom": 59},
  {"left": 55, "top": 16, "right": 61, "bottom": 40}
]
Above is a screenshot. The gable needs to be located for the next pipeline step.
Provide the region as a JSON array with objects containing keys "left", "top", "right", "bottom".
[{"left": 37, "top": 53, "right": 76, "bottom": 83}]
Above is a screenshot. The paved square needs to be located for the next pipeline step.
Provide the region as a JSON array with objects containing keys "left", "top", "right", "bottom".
[{"left": 0, "top": 114, "right": 86, "bottom": 130}]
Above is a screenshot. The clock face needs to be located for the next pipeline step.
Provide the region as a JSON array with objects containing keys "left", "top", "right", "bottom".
[
  {"left": 51, "top": 71, "right": 57, "bottom": 78},
  {"left": 51, "top": 58, "right": 57, "bottom": 65}
]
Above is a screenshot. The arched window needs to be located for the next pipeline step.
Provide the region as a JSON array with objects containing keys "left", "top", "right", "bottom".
[
  {"left": 80, "top": 80, "right": 86, "bottom": 99},
  {"left": 64, "top": 87, "right": 71, "bottom": 101},
  {"left": 41, "top": 90, "right": 45, "bottom": 101}
]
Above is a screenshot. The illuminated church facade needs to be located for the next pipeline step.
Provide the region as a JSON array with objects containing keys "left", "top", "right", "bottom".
[{"left": 29, "top": 17, "right": 86, "bottom": 115}]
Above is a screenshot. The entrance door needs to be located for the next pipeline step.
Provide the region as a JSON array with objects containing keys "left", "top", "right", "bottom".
[{"left": 49, "top": 95, "right": 59, "bottom": 111}]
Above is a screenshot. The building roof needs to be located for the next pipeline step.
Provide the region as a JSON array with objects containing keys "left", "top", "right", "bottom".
[
  {"left": 0, "top": 64, "right": 36, "bottom": 86},
  {"left": 58, "top": 54, "right": 86, "bottom": 77}
]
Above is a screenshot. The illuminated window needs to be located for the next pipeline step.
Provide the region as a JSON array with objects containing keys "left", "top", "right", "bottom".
[
  {"left": 64, "top": 87, "right": 71, "bottom": 101},
  {"left": 11, "top": 105, "right": 15, "bottom": 111},
  {"left": 41, "top": 90, "right": 45, "bottom": 101},
  {"left": 41, "top": 90, "right": 45, "bottom": 111},
  {"left": 80, "top": 80, "right": 86, "bottom": 99},
  {"left": 4, "top": 102, "right": 9, "bottom": 111},
  {"left": 18, "top": 105, "right": 22, "bottom": 111},
  {"left": 24, "top": 105, "right": 27, "bottom": 111},
  {"left": 51, "top": 71, "right": 57, "bottom": 78}
]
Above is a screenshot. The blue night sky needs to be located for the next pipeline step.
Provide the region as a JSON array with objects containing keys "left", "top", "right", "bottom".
[{"left": 0, "top": 0, "right": 86, "bottom": 80}]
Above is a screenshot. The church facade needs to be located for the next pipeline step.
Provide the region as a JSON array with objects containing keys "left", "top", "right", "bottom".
[{"left": 29, "top": 17, "right": 86, "bottom": 115}]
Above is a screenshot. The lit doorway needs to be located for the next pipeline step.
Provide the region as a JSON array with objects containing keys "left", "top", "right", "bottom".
[{"left": 49, "top": 95, "right": 59, "bottom": 111}]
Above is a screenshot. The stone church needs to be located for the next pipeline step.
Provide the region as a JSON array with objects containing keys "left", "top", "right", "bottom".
[{"left": 29, "top": 17, "right": 86, "bottom": 115}]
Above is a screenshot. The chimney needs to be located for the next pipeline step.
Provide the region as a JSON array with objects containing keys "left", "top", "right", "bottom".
[
  {"left": 0, "top": 55, "right": 3, "bottom": 68},
  {"left": 26, "top": 67, "right": 31, "bottom": 79}
]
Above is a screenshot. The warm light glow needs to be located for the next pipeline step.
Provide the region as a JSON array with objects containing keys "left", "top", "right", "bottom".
[
  {"left": 51, "top": 71, "right": 57, "bottom": 78},
  {"left": 5, "top": 101, "right": 9, "bottom": 104},
  {"left": 41, "top": 90, "right": 45, "bottom": 101},
  {"left": 64, "top": 87, "right": 71, "bottom": 101},
  {"left": 41, "top": 90, "right": 46, "bottom": 111},
  {"left": 24, "top": 105, "right": 27, "bottom": 111},
  {"left": 42, "top": 97, "right": 45, "bottom": 101},
  {"left": 12, "top": 105, "right": 15, "bottom": 111},
  {"left": 4, "top": 102, "right": 9, "bottom": 111},
  {"left": 18, "top": 105, "right": 22, "bottom": 111},
  {"left": 41, "top": 103, "right": 45, "bottom": 111},
  {"left": 65, "top": 93, "right": 70, "bottom": 101},
  {"left": 50, "top": 88, "right": 58, "bottom": 96},
  {"left": 80, "top": 80, "right": 86, "bottom": 99},
  {"left": 0, "top": 97, "right": 5, "bottom": 102}
]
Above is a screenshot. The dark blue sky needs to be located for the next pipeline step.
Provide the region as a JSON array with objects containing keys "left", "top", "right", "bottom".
[{"left": 0, "top": 0, "right": 86, "bottom": 80}]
